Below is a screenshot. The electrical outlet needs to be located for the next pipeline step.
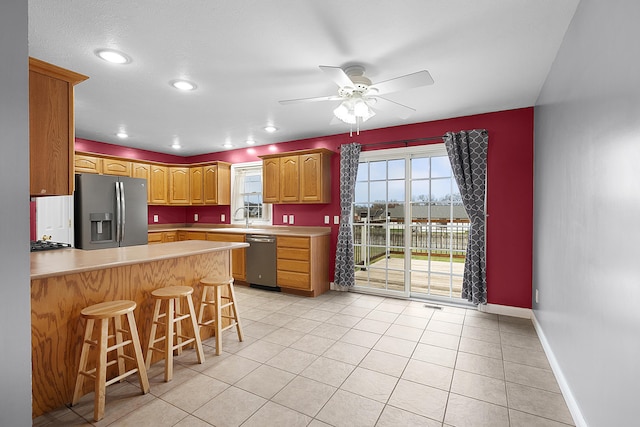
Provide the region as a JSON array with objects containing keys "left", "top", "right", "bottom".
[
  {"left": 334, "top": 215, "right": 340, "bottom": 225},
  {"left": 194, "top": 213, "right": 199, "bottom": 222},
  {"left": 535, "top": 289, "right": 539, "bottom": 303},
  {"left": 153, "top": 214, "right": 159, "bottom": 223},
  {"left": 221, "top": 214, "right": 225, "bottom": 222},
  {"left": 324, "top": 215, "right": 330, "bottom": 224},
  {"left": 283, "top": 214, "right": 288, "bottom": 223},
  {"left": 289, "top": 214, "right": 294, "bottom": 224}
]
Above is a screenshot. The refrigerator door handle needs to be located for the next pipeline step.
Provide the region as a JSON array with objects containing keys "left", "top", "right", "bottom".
[
  {"left": 115, "top": 182, "right": 122, "bottom": 243},
  {"left": 120, "top": 181, "right": 126, "bottom": 243}
]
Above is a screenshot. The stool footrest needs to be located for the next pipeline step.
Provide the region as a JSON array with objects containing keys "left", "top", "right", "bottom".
[{"left": 105, "top": 368, "right": 140, "bottom": 387}]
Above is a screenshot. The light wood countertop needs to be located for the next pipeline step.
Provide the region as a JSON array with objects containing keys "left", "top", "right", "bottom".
[
  {"left": 148, "top": 225, "right": 332, "bottom": 237},
  {"left": 30, "top": 240, "right": 248, "bottom": 280}
]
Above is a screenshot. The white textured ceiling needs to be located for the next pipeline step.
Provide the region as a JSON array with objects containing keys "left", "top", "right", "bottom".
[{"left": 28, "top": 0, "right": 579, "bottom": 156}]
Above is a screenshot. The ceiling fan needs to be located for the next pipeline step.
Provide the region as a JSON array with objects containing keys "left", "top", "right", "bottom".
[{"left": 279, "top": 65, "right": 434, "bottom": 128}]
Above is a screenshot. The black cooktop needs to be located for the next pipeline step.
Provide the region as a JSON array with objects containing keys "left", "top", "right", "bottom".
[{"left": 30, "top": 240, "right": 72, "bottom": 252}]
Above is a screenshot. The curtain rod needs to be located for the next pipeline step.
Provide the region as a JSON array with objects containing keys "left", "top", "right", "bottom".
[{"left": 339, "top": 135, "right": 445, "bottom": 150}]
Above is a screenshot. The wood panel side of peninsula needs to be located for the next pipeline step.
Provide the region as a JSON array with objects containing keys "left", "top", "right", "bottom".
[{"left": 31, "top": 245, "right": 239, "bottom": 418}]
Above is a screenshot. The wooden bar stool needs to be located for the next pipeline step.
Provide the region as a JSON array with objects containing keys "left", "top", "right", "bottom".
[
  {"left": 198, "top": 277, "right": 244, "bottom": 355},
  {"left": 71, "top": 300, "right": 149, "bottom": 422},
  {"left": 145, "top": 285, "right": 204, "bottom": 381}
]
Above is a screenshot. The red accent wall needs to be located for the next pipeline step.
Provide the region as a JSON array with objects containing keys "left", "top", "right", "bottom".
[{"left": 74, "top": 107, "right": 534, "bottom": 308}]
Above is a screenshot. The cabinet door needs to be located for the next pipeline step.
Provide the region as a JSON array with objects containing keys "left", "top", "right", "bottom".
[
  {"left": 262, "top": 157, "right": 280, "bottom": 203},
  {"left": 279, "top": 155, "right": 299, "bottom": 202},
  {"left": 30, "top": 71, "right": 72, "bottom": 195},
  {"left": 190, "top": 167, "right": 204, "bottom": 205},
  {"left": 74, "top": 154, "right": 103, "bottom": 174},
  {"left": 207, "top": 233, "right": 246, "bottom": 281},
  {"left": 131, "top": 162, "right": 151, "bottom": 202},
  {"left": 169, "top": 167, "right": 190, "bottom": 205},
  {"left": 203, "top": 164, "right": 218, "bottom": 204},
  {"left": 150, "top": 165, "right": 168, "bottom": 204},
  {"left": 300, "top": 152, "right": 323, "bottom": 202},
  {"left": 103, "top": 158, "right": 131, "bottom": 176}
]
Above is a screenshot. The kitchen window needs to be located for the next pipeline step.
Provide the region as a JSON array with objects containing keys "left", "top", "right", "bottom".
[{"left": 230, "top": 161, "right": 271, "bottom": 225}]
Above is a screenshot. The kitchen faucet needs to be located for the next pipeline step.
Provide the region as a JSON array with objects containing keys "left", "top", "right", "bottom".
[{"left": 234, "top": 206, "right": 250, "bottom": 228}]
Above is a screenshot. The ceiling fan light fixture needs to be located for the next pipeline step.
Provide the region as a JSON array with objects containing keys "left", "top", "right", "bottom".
[{"left": 333, "top": 98, "right": 375, "bottom": 124}]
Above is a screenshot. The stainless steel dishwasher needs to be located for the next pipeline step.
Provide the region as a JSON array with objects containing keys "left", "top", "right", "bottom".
[{"left": 245, "top": 234, "right": 278, "bottom": 289}]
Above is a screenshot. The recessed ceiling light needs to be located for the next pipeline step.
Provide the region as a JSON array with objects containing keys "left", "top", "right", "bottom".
[
  {"left": 264, "top": 125, "right": 277, "bottom": 133},
  {"left": 95, "top": 49, "right": 131, "bottom": 64},
  {"left": 116, "top": 132, "right": 128, "bottom": 139},
  {"left": 223, "top": 141, "right": 233, "bottom": 148},
  {"left": 171, "top": 142, "right": 181, "bottom": 150},
  {"left": 170, "top": 80, "right": 197, "bottom": 91},
  {"left": 246, "top": 139, "right": 255, "bottom": 145}
]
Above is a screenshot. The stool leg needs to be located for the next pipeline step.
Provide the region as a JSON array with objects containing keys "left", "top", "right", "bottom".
[
  {"left": 145, "top": 299, "right": 162, "bottom": 370},
  {"left": 174, "top": 297, "right": 183, "bottom": 356},
  {"left": 228, "top": 283, "right": 244, "bottom": 342},
  {"left": 114, "top": 315, "right": 126, "bottom": 380},
  {"left": 214, "top": 286, "right": 222, "bottom": 355},
  {"left": 197, "top": 285, "right": 208, "bottom": 331},
  {"left": 165, "top": 298, "right": 174, "bottom": 382},
  {"left": 186, "top": 293, "right": 205, "bottom": 364},
  {"left": 72, "top": 318, "right": 94, "bottom": 405},
  {"left": 126, "top": 311, "right": 150, "bottom": 394},
  {"left": 94, "top": 318, "right": 109, "bottom": 421}
]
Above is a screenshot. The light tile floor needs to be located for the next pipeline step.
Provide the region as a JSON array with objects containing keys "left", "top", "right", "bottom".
[{"left": 33, "top": 287, "right": 575, "bottom": 427}]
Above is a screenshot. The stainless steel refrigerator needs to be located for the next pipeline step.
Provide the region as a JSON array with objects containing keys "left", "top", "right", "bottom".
[{"left": 74, "top": 173, "right": 148, "bottom": 249}]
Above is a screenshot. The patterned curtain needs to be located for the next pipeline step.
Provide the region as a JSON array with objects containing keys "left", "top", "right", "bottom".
[
  {"left": 444, "top": 130, "right": 488, "bottom": 305},
  {"left": 333, "top": 142, "right": 362, "bottom": 289}
]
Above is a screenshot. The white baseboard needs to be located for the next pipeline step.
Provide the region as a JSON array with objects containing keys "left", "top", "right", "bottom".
[
  {"left": 478, "top": 303, "right": 532, "bottom": 318},
  {"left": 531, "top": 312, "right": 587, "bottom": 427}
]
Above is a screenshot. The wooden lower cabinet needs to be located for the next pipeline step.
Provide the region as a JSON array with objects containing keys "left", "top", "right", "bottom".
[
  {"left": 277, "top": 235, "right": 329, "bottom": 296},
  {"left": 207, "top": 233, "right": 246, "bottom": 281},
  {"left": 148, "top": 231, "right": 177, "bottom": 244}
]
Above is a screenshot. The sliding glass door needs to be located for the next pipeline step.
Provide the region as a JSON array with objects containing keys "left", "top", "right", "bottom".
[{"left": 352, "top": 145, "right": 468, "bottom": 302}]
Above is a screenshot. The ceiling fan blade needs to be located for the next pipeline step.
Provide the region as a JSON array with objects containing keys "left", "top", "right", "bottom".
[
  {"left": 319, "top": 65, "right": 354, "bottom": 88},
  {"left": 371, "top": 70, "right": 434, "bottom": 95},
  {"left": 279, "top": 95, "right": 343, "bottom": 105},
  {"left": 370, "top": 96, "right": 416, "bottom": 120}
]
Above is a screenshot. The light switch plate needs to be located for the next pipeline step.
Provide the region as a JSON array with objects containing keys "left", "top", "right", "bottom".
[
  {"left": 194, "top": 213, "right": 199, "bottom": 222},
  {"left": 153, "top": 214, "right": 159, "bottom": 223},
  {"left": 289, "top": 214, "right": 294, "bottom": 224},
  {"left": 334, "top": 215, "right": 340, "bottom": 224},
  {"left": 324, "top": 215, "right": 330, "bottom": 224},
  {"left": 221, "top": 214, "right": 225, "bottom": 222},
  {"left": 283, "top": 214, "right": 288, "bottom": 223}
]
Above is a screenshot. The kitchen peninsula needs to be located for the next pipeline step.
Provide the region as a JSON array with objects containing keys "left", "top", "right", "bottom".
[{"left": 30, "top": 240, "right": 248, "bottom": 417}]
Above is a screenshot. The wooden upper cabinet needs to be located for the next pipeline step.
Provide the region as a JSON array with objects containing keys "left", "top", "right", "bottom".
[
  {"left": 262, "top": 157, "right": 280, "bottom": 203},
  {"left": 131, "top": 162, "right": 151, "bottom": 202},
  {"left": 190, "top": 167, "right": 204, "bottom": 205},
  {"left": 203, "top": 162, "right": 231, "bottom": 205},
  {"left": 74, "top": 154, "right": 102, "bottom": 174},
  {"left": 103, "top": 158, "right": 131, "bottom": 176},
  {"left": 280, "top": 155, "right": 300, "bottom": 203},
  {"left": 300, "top": 152, "right": 331, "bottom": 203},
  {"left": 169, "top": 167, "right": 190, "bottom": 205},
  {"left": 29, "top": 57, "right": 88, "bottom": 196},
  {"left": 149, "top": 165, "right": 168, "bottom": 204},
  {"left": 259, "top": 148, "right": 333, "bottom": 204}
]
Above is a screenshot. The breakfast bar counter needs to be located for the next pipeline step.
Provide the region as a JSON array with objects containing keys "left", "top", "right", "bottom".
[{"left": 30, "top": 241, "right": 248, "bottom": 418}]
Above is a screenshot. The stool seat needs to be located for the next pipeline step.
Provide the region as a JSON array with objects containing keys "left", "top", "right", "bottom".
[
  {"left": 198, "top": 276, "right": 243, "bottom": 355},
  {"left": 72, "top": 299, "right": 149, "bottom": 422},
  {"left": 80, "top": 300, "right": 137, "bottom": 318},
  {"left": 151, "top": 286, "right": 194, "bottom": 299},
  {"left": 146, "top": 285, "right": 204, "bottom": 382}
]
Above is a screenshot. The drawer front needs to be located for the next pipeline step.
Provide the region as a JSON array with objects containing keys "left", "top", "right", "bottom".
[
  {"left": 186, "top": 231, "right": 207, "bottom": 240},
  {"left": 277, "top": 247, "right": 309, "bottom": 261},
  {"left": 277, "top": 236, "right": 309, "bottom": 249},
  {"left": 277, "top": 270, "right": 310, "bottom": 289},
  {"left": 278, "top": 259, "right": 309, "bottom": 273},
  {"left": 148, "top": 232, "right": 163, "bottom": 243}
]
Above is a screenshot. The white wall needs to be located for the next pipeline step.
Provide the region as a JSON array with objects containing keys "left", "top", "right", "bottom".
[
  {"left": 0, "top": 0, "right": 32, "bottom": 425},
  {"left": 533, "top": 0, "right": 640, "bottom": 426}
]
